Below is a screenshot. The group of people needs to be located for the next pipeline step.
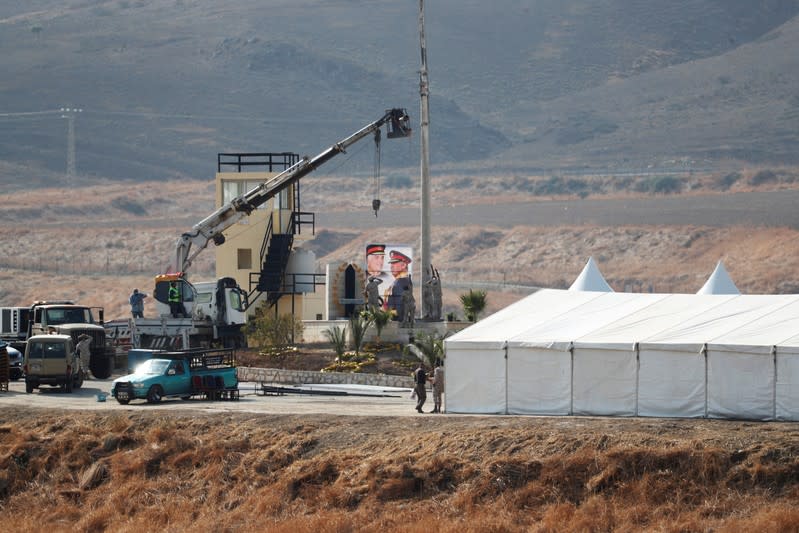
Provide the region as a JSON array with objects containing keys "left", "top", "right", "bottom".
[
  {"left": 128, "top": 280, "right": 183, "bottom": 319},
  {"left": 412, "top": 359, "right": 444, "bottom": 414}
]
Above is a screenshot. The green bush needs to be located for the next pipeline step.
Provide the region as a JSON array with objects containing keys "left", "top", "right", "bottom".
[
  {"left": 247, "top": 310, "right": 304, "bottom": 353},
  {"left": 323, "top": 325, "right": 347, "bottom": 360}
]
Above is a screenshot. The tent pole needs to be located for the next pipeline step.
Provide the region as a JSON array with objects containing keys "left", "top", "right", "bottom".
[
  {"left": 772, "top": 345, "right": 777, "bottom": 421},
  {"left": 634, "top": 342, "right": 639, "bottom": 417},
  {"left": 569, "top": 342, "right": 574, "bottom": 416},
  {"left": 703, "top": 344, "right": 708, "bottom": 419},
  {"left": 503, "top": 341, "right": 508, "bottom": 415}
]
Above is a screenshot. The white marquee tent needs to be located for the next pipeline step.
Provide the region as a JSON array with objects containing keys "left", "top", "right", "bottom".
[
  {"left": 444, "top": 289, "right": 799, "bottom": 420},
  {"left": 697, "top": 260, "right": 740, "bottom": 295}
]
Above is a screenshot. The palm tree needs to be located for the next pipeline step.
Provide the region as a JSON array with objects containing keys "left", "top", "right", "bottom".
[
  {"left": 323, "top": 325, "right": 347, "bottom": 361},
  {"left": 363, "top": 307, "right": 392, "bottom": 344},
  {"left": 460, "top": 289, "right": 487, "bottom": 322},
  {"left": 348, "top": 314, "right": 372, "bottom": 356},
  {"left": 405, "top": 331, "right": 446, "bottom": 367}
]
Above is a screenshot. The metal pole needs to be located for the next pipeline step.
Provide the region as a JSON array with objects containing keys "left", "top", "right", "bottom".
[{"left": 419, "top": 0, "right": 432, "bottom": 319}]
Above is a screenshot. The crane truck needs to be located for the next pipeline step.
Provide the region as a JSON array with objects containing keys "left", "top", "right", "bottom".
[{"left": 123, "top": 108, "right": 412, "bottom": 350}]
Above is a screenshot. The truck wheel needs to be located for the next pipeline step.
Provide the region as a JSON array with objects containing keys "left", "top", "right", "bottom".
[
  {"left": 90, "top": 354, "right": 113, "bottom": 379},
  {"left": 146, "top": 385, "right": 164, "bottom": 403},
  {"left": 116, "top": 397, "right": 130, "bottom": 405}
]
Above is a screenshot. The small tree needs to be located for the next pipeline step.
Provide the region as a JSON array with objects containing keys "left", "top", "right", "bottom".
[
  {"left": 460, "top": 289, "right": 487, "bottom": 322},
  {"left": 323, "top": 325, "right": 347, "bottom": 361},
  {"left": 348, "top": 313, "right": 372, "bottom": 356},
  {"left": 362, "top": 307, "right": 392, "bottom": 343}
]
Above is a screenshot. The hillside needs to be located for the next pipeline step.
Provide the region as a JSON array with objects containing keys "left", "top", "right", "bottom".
[
  {"left": 1, "top": 1, "right": 799, "bottom": 186},
  {"left": 3, "top": 172, "right": 799, "bottom": 320}
]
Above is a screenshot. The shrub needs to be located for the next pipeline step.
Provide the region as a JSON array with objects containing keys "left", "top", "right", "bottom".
[
  {"left": 717, "top": 172, "right": 742, "bottom": 190},
  {"left": 323, "top": 325, "right": 347, "bottom": 361},
  {"left": 247, "top": 309, "right": 304, "bottom": 353},
  {"left": 750, "top": 169, "right": 777, "bottom": 186},
  {"left": 460, "top": 289, "right": 487, "bottom": 322}
]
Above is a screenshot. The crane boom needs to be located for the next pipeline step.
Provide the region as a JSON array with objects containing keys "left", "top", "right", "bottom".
[{"left": 170, "top": 108, "right": 411, "bottom": 274}]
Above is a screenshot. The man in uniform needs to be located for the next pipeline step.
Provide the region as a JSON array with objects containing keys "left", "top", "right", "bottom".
[
  {"left": 384, "top": 250, "right": 412, "bottom": 320},
  {"left": 413, "top": 362, "right": 428, "bottom": 413}
]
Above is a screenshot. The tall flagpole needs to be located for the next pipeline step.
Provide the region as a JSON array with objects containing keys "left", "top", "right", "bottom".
[{"left": 418, "top": 0, "right": 432, "bottom": 319}]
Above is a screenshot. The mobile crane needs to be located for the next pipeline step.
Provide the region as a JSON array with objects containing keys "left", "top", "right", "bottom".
[{"left": 125, "top": 108, "right": 412, "bottom": 350}]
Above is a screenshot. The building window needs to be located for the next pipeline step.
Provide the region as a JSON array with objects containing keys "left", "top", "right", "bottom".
[
  {"left": 237, "top": 248, "right": 252, "bottom": 270},
  {"left": 222, "top": 180, "right": 270, "bottom": 210}
]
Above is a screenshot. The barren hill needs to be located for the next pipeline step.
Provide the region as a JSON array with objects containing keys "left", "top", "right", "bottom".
[{"left": 1, "top": 1, "right": 799, "bottom": 185}]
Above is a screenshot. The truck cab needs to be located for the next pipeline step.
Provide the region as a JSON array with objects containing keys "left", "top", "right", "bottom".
[
  {"left": 24, "top": 334, "right": 85, "bottom": 393},
  {"left": 28, "top": 301, "right": 113, "bottom": 379}
]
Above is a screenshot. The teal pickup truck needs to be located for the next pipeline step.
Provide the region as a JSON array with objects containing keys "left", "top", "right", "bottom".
[{"left": 111, "top": 348, "right": 238, "bottom": 404}]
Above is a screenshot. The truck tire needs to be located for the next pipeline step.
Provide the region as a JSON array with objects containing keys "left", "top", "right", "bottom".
[
  {"left": 116, "top": 397, "right": 130, "bottom": 405},
  {"left": 90, "top": 354, "right": 113, "bottom": 379},
  {"left": 146, "top": 385, "right": 164, "bottom": 404}
]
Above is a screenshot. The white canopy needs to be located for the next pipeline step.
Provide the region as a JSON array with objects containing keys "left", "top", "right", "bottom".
[
  {"left": 445, "top": 289, "right": 799, "bottom": 420},
  {"left": 697, "top": 260, "right": 740, "bottom": 295},
  {"left": 569, "top": 257, "right": 614, "bottom": 292}
]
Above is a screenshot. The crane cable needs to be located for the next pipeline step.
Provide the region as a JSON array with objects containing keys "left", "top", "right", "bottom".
[{"left": 372, "top": 128, "right": 382, "bottom": 217}]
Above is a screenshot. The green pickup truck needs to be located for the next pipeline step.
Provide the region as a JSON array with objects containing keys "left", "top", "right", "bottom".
[{"left": 111, "top": 348, "right": 238, "bottom": 404}]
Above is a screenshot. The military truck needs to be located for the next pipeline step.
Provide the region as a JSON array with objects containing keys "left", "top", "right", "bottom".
[
  {"left": 23, "top": 334, "right": 85, "bottom": 393},
  {"left": 1, "top": 301, "right": 115, "bottom": 379}
]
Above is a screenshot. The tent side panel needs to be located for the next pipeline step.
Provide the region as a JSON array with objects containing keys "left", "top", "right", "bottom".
[
  {"left": 707, "top": 349, "right": 774, "bottom": 420},
  {"left": 572, "top": 347, "right": 636, "bottom": 416},
  {"left": 507, "top": 346, "right": 571, "bottom": 415},
  {"left": 638, "top": 348, "right": 705, "bottom": 418},
  {"left": 445, "top": 346, "right": 507, "bottom": 414},
  {"left": 776, "top": 351, "right": 799, "bottom": 421}
]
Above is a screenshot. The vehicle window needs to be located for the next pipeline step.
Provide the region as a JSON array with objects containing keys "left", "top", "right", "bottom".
[
  {"left": 136, "top": 359, "right": 170, "bottom": 375},
  {"left": 229, "top": 290, "right": 245, "bottom": 312},
  {"left": 29, "top": 343, "right": 45, "bottom": 358},
  {"left": 180, "top": 281, "right": 195, "bottom": 303},
  {"left": 171, "top": 361, "right": 185, "bottom": 374},
  {"left": 43, "top": 343, "right": 66, "bottom": 359},
  {"left": 195, "top": 292, "right": 212, "bottom": 304}
]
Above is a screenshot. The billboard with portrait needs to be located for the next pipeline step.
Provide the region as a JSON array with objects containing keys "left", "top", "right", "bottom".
[{"left": 365, "top": 243, "right": 413, "bottom": 318}]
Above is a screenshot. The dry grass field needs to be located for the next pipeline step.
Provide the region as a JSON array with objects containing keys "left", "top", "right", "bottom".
[
  {"left": 1, "top": 408, "right": 798, "bottom": 532},
  {"left": 3, "top": 175, "right": 799, "bottom": 531}
]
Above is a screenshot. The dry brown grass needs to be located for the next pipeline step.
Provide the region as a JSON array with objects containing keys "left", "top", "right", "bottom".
[{"left": 1, "top": 409, "right": 798, "bottom": 531}]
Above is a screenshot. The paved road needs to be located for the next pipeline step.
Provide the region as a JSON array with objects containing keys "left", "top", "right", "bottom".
[
  {"left": 318, "top": 190, "right": 799, "bottom": 230},
  {"left": 1, "top": 377, "right": 429, "bottom": 417}
]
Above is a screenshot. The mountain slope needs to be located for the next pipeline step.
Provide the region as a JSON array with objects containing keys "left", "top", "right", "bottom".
[{"left": 0, "top": 0, "right": 798, "bottom": 183}]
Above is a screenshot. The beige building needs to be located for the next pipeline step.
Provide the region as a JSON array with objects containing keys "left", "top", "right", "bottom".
[{"left": 214, "top": 153, "right": 325, "bottom": 321}]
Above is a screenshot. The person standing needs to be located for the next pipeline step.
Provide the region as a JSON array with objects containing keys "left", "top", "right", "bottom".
[
  {"left": 168, "top": 281, "right": 182, "bottom": 318},
  {"left": 129, "top": 288, "right": 147, "bottom": 318},
  {"left": 75, "top": 333, "right": 93, "bottom": 379},
  {"left": 413, "top": 362, "right": 428, "bottom": 413},
  {"left": 431, "top": 358, "right": 444, "bottom": 413}
]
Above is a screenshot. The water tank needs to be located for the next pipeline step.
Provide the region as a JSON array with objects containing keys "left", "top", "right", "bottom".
[{"left": 285, "top": 248, "right": 317, "bottom": 293}]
